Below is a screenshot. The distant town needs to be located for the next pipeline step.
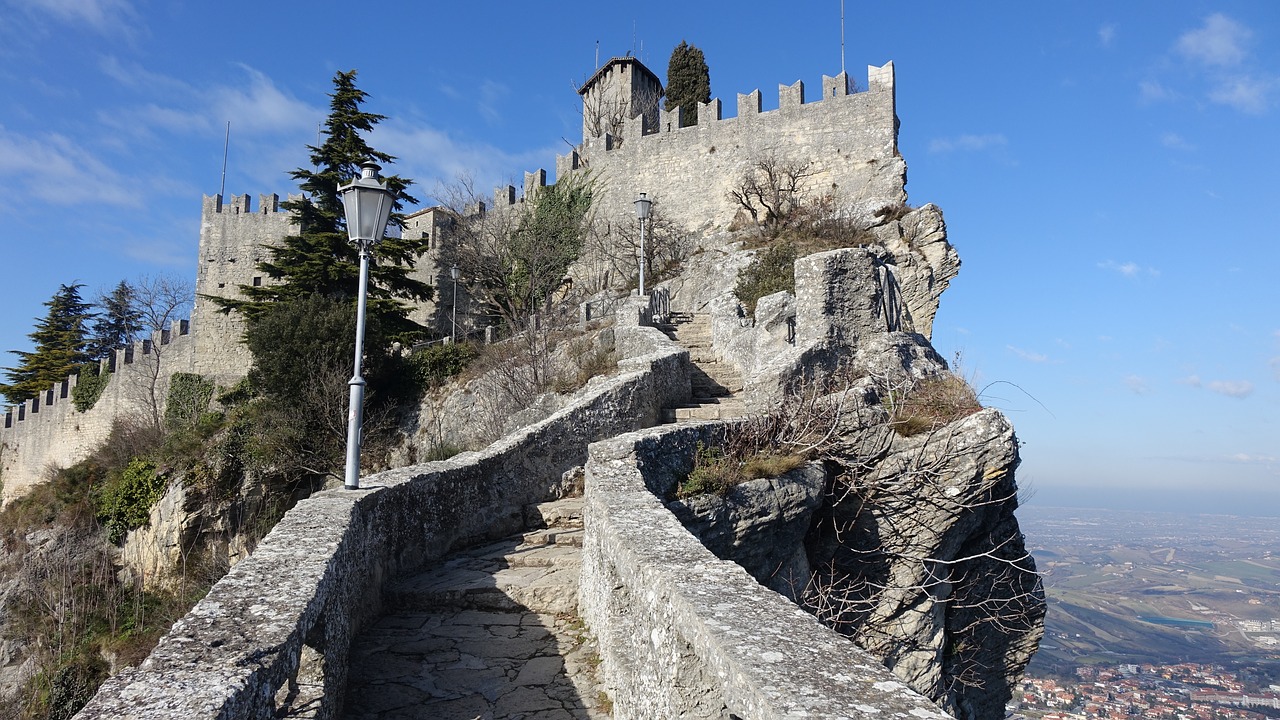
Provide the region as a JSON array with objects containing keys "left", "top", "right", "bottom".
[{"left": 1013, "top": 662, "right": 1280, "bottom": 719}]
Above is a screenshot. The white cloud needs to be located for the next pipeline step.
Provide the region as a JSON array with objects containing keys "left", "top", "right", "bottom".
[
  {"left": 1098, "top": 24, "right": 1117, "bottom": 47},
  {"left": 0, "top": 126, "right": 138, "bottom": 207},
  {"left": 1139, "top": 80, "right": 1174, "bottom": 104},
  {"left": 478, "top": 80, "right": 509, "bottom": 124},
  {"left": 1229, "top": 453, "right": 1278, "bottom": 465},
  {"left": 1124, "top": 375, "right": 1150, "bottom": 395},
  {"left": 1207, "top": 379, "right": 1254, "bottom": 398},
  {"left": 372, "top": 121, "right": 562, "bottom": 200},
  {"left": 19, "top": 0, "right": 138, "bottom": 36},
  {"left": 928, "top": 133, "right": 1007, "bottom": 154},
  {"left": 1007, "top": 345, "right": 1049, "bottom": 363},
  {"left": 1098, "top": 259, "right": 1159, "bottom": 277},
  {"left": 1208, "top": 75, "right": 1272, "bottom": 114},
  {"left": 1179, "top": 374, "right": 1202, "bottom": 388},
  {"left": 1160, "top": 132, "right": 1193, "bottom": 150},
  {"left": 1176, "top": 14, "right": 1250, "bottom": 67},
  {"left": 206, "top": 66, "right": 318, "bottom": 135}
]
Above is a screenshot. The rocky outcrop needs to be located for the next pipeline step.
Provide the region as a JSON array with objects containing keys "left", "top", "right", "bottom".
[{"left": 811, "top": 408, "right": 1044, "bottom": 719}]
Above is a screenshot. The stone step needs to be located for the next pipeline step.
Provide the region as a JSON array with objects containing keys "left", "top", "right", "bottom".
[
  {"left": 387, "top": 546, "right": 581, "bottom": 615},
  {"left": 520, "top": 527, "right": 584, "bottom": 549},
  {"left": 661, "top": 397, "right": 746, "bottom": 422},
  {"left": 523, "top": 498, "right": 583, "bottom": 530}
]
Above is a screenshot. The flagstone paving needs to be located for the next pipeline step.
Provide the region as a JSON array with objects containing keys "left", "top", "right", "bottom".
[{"left": 340, "top": 498, "right": 610, "bottom": 720}]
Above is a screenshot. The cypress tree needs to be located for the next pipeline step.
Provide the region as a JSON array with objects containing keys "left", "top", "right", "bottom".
[
  {"left": 87, "top": 280, "right": 142, "bottom": 361},
  {"left": 2, "top": 283, "right": 94, "bottom": 404},
  {"left": 213, "top": 70, "right": 432, "bottom": 342},
  {"left": 665, "top": 41, "right": 711, "bottom": 127}
]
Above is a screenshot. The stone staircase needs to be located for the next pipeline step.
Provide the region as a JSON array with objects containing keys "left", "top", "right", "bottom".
[
  {"left": 660, "top": 312, "right": 745, "bottom": 422},
  {"left": 342, "top": 498, "right": 609, "bottom": 719}
]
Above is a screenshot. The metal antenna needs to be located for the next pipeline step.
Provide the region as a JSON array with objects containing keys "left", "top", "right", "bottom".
[
  {"left": 595, "top": 40, "right": 599, "bottom": 68},
  {"left": 219, "top": 121, "right": 230, "bottom": 198},
  {"left": 841, "top": 0, "right": 846, "bottom": 75}
]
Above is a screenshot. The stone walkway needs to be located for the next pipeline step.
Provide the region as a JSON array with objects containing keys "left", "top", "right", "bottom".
[{"left": 341, "top": 499, "right": 610, "bottom": 720}]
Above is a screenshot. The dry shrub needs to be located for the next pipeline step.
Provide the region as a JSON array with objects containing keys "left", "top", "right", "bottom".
[{"left": 889, "top": 373, "right": 982, "bottom": 436}]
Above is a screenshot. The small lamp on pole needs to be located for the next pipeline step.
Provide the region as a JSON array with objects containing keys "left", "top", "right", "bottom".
[
  {"left": 450, "top": 264, "right": 460, "bottom": 343},
  {"left": 338, "top": 161, "right": 395, "bottom": 490},
  {"left": 634, "top": 192, "right": 652, "bottom": 296}
]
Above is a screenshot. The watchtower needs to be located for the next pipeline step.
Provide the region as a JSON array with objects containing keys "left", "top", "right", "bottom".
[{"left": 578, "top": 56, "right": 664, "bottom": 140}]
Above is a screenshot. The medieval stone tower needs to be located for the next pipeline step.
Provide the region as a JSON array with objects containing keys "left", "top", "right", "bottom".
[
  {"left": 191, "top": 193, "right": 298, "bottom": 386},
  {"left": 577, "top": 56, "right": 664, "bottom": 141}
]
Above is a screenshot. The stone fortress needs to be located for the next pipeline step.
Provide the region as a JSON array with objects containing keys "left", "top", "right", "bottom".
[
  {"left": 1, "top": 57, "right": 903, "bottom": 503},
  {"left": 1, "top": 55, "right": 1042, "bottom": 719}
]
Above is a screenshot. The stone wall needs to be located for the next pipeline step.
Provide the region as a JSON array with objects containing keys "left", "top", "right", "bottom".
[
  {"left": 0, "top": 324, "right": 196, "bottom": 505},
  {"left": 564, "top": 63, "right": 903, "bottom": 246},
  {"left": 578, "top": 423, "right": 953, "bottom": 720},
  {"left": 73, "top": 326, "right": 689, "bottom": 720}
]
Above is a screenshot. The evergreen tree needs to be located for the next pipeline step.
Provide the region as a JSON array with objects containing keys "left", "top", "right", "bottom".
[
  {"left": 2, "top": 283, "right": 94, "bottom": 404},
  {"left": 665, "top": 41, "right": 711, "bottom": 127},
  {"left": 213, "top": 70, "right": 432, "bottom": 342},
  {"left": 87, "top": 280, "right": 142, "bottom": 361}
]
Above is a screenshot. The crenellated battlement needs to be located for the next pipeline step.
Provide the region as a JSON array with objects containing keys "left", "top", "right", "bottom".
[{"left": 201, "top": 193, "right": 297, "bottom": 217}]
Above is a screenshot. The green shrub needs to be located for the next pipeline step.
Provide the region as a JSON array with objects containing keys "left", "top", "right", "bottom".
[
  {"left": 71, "top": 363, "right": 110, "bottom": 412},
  {"left": 733, "top": 241, "right": 798, "bottom": 317},
  {"left": 411, "top": 342, "right": 476, "bottom": 388},
  {"left": 96, "top": 459, "right": 167, "bottom": 544},
  {"left": 164, "top": 373, "right": 215, "bottom": 432}
]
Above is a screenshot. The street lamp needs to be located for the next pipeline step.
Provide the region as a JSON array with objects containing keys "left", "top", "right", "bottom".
[
  {"left": 634, "top": 192, "right": 652, "bottom": 295},
  {"left": 338, "top": 160, "right": 395, "bottom": 490},
  {"left": 450, "top": 264, "right": 460, "bottom": 343}
]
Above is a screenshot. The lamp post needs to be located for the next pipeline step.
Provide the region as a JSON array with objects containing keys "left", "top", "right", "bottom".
[
  {"left": 634, "top": 192, "right": 652, "bottom": 295},
  {"left": 450, "top": 264, "right": 460, "bottom": 343},
  {"left": 338, "top": 160, "right": 395, "bottom": 490}
]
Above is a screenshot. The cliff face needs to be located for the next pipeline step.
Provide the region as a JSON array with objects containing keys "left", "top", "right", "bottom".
[{"left": 659, "top": 204, "right": 1044, "bottom": 718}]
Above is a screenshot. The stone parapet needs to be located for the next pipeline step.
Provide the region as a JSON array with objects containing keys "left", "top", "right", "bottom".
[
  {"left": 579, "top": 423, "right": 954, "bottom": 720},
  {"left": 73, "top": 328, "right": 689, "bottom": 720}
]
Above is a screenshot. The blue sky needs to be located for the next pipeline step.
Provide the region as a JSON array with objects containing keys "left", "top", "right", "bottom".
[{"left": 1, "top": 1, "right": 1277, "bottom": 515}]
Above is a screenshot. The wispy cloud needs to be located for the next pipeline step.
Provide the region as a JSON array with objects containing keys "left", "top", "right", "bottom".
[
  {"left": 1098, "top": 259, "right": 1160, "bottom": 277},
  {"left": 0, "top": 126, "right": 139, "bottom": 207},
  {"left": 18, "top": 0, "right": 139, "bottom": 37},
  {"left": 1269, "top": 356, "right": 1280, "bottom": 382},
  {"left": 1228, "top": 453, "right": 1278, "bottom": 465},
  {"left": 1207, "top": 379, "right": 1254, "bottom": 398},
  {"left": 1138, "top": 80, "right": 1175, "bottom": 104},
  {"left": 1124, "top": 375, "right": 1150, "bottom": 395},
  {"left": 478, "top": 80, "right": 509, "bottom": 124},
  {"left": 372, "top": 121, "right": 561, "bottom": 200},
  {"left": 1007, "top": 345, "right": 1049, "bottom": 363},
  {"left": 1208, "top": 75, "right": 1273, "bottom": 114},
  {"left": 1160, "top": 132, "right": 1194, "bottom": 150},
  {"left": 928, "top": 133, "right": 1007, "bottom": 154},
  {"left": 1169, "top": 14, "right": 1274, "bottom": 114},
  {"left": 1179, "top": 374, "right": 1202, "bottom": 388},
  {"left": 1176, "top": 14, "right": 1250, "bottom": 66},
  {"left": 1098, "top": 24, "right": 1117, "bottom": 48}
]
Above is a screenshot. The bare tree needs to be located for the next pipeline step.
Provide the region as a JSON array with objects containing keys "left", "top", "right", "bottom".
[
  {"left": 729, "top": 153, "right": 817, "bottom": 236},
  {"left": 580, "top": 79, "right": 663, "bottom": 145},
  {"left": 583, "top": 203, "right": 687, "bottom": 292},
  {"left": 118, "top": 274, "right": 194, "bottom": 431}
]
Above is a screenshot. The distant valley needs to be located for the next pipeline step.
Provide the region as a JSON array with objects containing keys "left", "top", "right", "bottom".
[{"left": 1019, "top": 505, "right": 1280, "bottom": 677}]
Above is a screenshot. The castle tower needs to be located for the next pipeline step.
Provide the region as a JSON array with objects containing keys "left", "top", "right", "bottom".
[
  {"left": 191, "top": 193, "right": 298, "bottom": 386},
  {"left": 578, "top": 56, "right": 664, "bottom": 141}
]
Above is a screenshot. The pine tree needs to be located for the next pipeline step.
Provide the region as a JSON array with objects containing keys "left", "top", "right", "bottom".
[
  {"left": 2, "top": 283, "right": 94, "bottom": 404},
  {"left": 665, "top": 41, "right": 711, "bottom": 127},
  {"left": 87, "top": 280, "right": 142, "bottom": 361},
  {"left": 213, "top": 70, "right": 432, "bottom": 342}
]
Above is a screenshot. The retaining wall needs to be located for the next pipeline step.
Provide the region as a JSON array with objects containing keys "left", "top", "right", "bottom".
[
  {"left": 579, "top": 423, "right": 953, "bottom": 720},
  {"left": 74, "top": 325, "right": 688, "bottom": 719}
]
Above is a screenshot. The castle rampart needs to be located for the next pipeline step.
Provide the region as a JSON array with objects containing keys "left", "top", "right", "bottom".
[
  {"left": 0, "top": 322, "right": 195, "bottom": 504},
  {"left": 564, "top": 64, "right": 903, "bottom": 241},
  {"left": 192, "top": 193, "right": 299, "bottom": 385}
]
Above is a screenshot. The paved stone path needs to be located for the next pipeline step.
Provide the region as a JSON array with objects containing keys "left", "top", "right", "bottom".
[
  {"left": 660, "top": 311, "right": 745, "bottom": 421},
  {"left": 341, "top": 498, "right": 610, "bottom": 720}
]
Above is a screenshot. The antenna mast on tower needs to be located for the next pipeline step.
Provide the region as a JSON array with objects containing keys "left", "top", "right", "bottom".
[
  {"left": 841, "top": 0, "right": 847, "bottom": 75},
  {"left": 219, "top": 121, "right": 230, "bottom": 198}
]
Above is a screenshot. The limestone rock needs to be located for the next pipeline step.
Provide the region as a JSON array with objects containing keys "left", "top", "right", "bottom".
[
  {"left": 666, "top": 464, "right": 824, "bottom": 601},
  {"left": 810, "top": 408, "right": 1044, "bottom": 719}
]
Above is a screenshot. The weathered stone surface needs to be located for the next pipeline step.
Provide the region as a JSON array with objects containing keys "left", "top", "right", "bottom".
[
  {"left": 73, "top": 328, "right": 688, "bottom": 720},
  {"left": 580, "top": 424, "right": 955, "bottom": 720},
  {"left": 667, "top": 464, "right": 824, "bottom": 600},
  {"left": 811, "top": 408, "right": 1044, "bottom": 719}
]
